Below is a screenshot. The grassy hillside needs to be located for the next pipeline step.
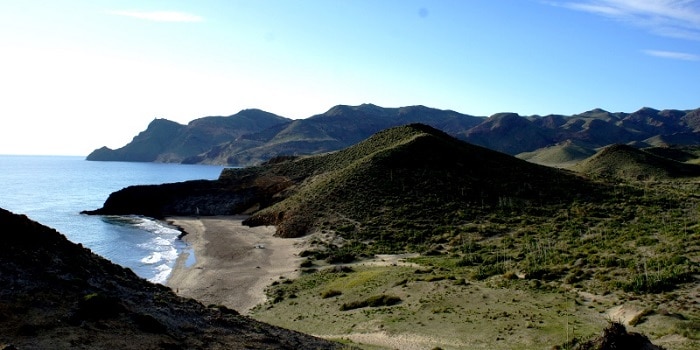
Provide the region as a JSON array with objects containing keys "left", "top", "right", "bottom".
[
  {"left": 516, "top": 140, "right": 596, "bottom": 168},
  {"left": 234, "top": 125, "right": 699, "bottom": 349},
  {"left": 572, "top": 144, "right": 700, "bottom": 180},
  {"left": 87, "top": 123, "right": 699, "bottom": 349},
  {"left": 241, "top": 124, "right": 608, "bottom": 244}
]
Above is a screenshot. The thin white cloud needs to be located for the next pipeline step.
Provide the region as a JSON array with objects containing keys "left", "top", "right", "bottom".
[
  {"left": 552, "top": 0, "right": 700, "bottom": 40},
  {"left": 643, "top": 49, "right": 700, "bottom": 60},
  {"left": 109, "top": 10, "right": 203, "bottom": 23}
]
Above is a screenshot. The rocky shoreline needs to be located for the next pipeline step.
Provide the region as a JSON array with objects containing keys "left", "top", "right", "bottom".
[{"left": 0, "top": 207, "right": 342, "bottom": 349}]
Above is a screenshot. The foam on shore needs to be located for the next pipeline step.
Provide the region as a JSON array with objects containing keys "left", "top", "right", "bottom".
[{"left": 103, "top": 215, "right": 185, "bottom": 284}]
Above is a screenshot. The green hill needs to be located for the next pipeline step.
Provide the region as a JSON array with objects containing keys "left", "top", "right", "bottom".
[
  {"left": 517, "top": 140, "right": 596, "bottom": 168},
  {"left": 572, "top": 144, "right": 700, "bottom": 180},
  {"left": 644, "top": 146, "right": 700, "bottom": 163},
  {"left": 241, "top": 124, "right": 608, "bottom": 246}
]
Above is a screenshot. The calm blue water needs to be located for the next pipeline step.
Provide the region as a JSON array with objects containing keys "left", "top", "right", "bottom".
[{"left": 0, "top": 155, "right": 224, "bottom": 283}]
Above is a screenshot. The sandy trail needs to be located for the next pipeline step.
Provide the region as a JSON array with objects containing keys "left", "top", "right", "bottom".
[{"left": 166, "top": 216, "right": 305, "bottom": 314}]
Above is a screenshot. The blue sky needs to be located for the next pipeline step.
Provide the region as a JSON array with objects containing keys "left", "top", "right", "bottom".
[{"left": 1, "top": 0, "right": 699, "bottom": 155}]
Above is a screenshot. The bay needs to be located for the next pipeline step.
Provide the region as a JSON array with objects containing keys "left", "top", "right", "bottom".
[{"left": 0, "top": 155, "right": 224, "bottom": 283}]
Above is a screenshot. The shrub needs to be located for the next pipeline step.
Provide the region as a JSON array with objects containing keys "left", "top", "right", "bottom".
[
  {"left": 365, "top": 295, "right": 402, "bottom": 307},
  {"left": 298, "top": 250, "right": 315, "bottom": 257},
  {"left": 132, "top": 313, "right": 167, "bottom": 333},
  {"left": 425, "top": 275, "right": 446, "bottom": 282},
  {"left": 394, "top": 279, "right": 408, "bottom": 286},
  {"left": 326, "top": 251, "right": 356, "bottom": 264},
  {"left": 321, "top": 289, "right": 342, "bottom": 299},
  {"left": 620, "top": 265, "right": 695, "bottom": 294},
  {"left": 340, "top": 294, "right": 402, "bottom": 311},
  {"left": 503, "top": 271, "right": 518, "bottom": 280},
  {"left": 70, "top": 293, "right": 124, "bottom": 322},
  {"left": 470, "top": 264, "right": 505, "bottom": 281},
  {"left": 524, "top": 267, "right": 561, "bottom": 281}
]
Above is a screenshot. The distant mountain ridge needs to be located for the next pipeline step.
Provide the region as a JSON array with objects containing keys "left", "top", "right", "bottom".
[
  {"left": 87, "top": 109, "right": 290, "bottom": 163},
  {"left": 87, "top": 104, "right": 700, "bottom": 166}
]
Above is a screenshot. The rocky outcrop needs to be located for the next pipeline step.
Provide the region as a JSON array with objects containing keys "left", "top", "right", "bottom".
[
  {"left": 0, "top": 207, "right": 341, "bottom": 349},
  {"left": 568, "top": 322, "right": 664, "bottom": 350},
  {"left": 82, "top": 166, "right": 297, "bottom": 219}
]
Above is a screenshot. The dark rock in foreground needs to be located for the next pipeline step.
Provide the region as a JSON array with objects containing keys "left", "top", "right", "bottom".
[
  {"left": 0, "top": 207, "right": 341, "bottom": 349},
  {"left": 567, "top": 322, "right": 664, "bottom": 350}
]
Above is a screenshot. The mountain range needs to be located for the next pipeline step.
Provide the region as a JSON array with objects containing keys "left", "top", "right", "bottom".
[{"left": 87, "top": 104, "right": 700, "bottom": 167}]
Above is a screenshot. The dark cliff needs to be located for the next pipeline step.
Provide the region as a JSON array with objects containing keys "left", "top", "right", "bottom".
[{"left": 0, "top": 207, "right": 341, "bottom": 349}]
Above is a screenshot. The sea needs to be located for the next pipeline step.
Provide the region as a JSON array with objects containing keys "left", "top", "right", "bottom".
[{"left": 0, "top": 155, "right": 224, "bottom": 284}]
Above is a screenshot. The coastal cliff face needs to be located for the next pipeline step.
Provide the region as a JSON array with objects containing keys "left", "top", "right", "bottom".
[
  {"left": 0, "top": 207, "right": 341, "bottom": 349},
  {"left": 81, "top": 166, "right": 296, "bottom": 219}
]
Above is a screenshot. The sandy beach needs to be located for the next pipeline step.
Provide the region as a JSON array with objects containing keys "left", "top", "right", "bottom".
[{"left": 166, "top": 216, "right": 306, "bottom": 314}]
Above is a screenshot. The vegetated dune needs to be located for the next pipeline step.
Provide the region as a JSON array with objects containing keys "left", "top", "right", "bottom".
[
  {"left": 0, "top": 207, "right": 341, "bottom": 350},
  {"left": 572, "top": 144, "right": 700, "bottom": 180}
]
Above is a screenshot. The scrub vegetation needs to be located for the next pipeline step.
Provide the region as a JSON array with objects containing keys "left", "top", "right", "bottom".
[{"left": 244, "top": 124, "right": 699, "bottom": 349}]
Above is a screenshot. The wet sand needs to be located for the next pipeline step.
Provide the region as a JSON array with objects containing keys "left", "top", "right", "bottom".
[{"left": 166, "top": 216, "right": 305, "bottom": 314}]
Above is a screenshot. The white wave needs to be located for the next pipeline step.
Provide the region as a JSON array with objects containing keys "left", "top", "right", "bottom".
[
  {"left": 149, "top": 264, "right": 172, "bottom": 284},
  {"left": 125, "top": 216, "right": 184, "bottom": 284},
  {"left": 161, "top": 246, "right": 178, "bottom": 262},
  {"left": 152, "top": 236, "right": 172, "bottom": 246},
  {"left": 141, "top": 252, "right": 162, "bottom": 264},
  {"left": 132, "top": 216, "right": 181, "bottom": 236}
]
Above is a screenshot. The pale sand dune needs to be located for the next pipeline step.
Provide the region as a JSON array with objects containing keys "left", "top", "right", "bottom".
[
  {"left": 321, "top": 331, "right": 469, "bottom": 350},
  {"left": 166, "top": 216, "right": 306, "bottom": 314}
]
